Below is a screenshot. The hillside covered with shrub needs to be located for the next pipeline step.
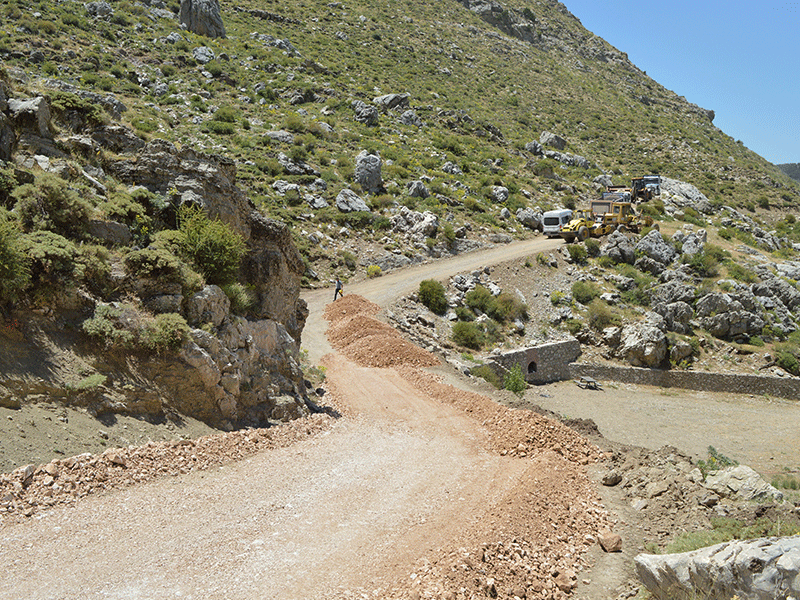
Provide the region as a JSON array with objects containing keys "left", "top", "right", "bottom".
[{"left": 1, "top": 0, "right": 800, "bottom": 426}]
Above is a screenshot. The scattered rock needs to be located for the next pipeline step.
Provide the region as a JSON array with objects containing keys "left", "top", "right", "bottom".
[{"left": 598, "top": 529, "right": 622, "bottom": 553}]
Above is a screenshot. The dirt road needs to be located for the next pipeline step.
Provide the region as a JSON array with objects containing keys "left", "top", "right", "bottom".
[
  {"left": 302, "top": 237, "right": 561, "bottom": 364},
  {"left": 3, "top": 235, "right": 798, "bottom": 599},
  {"left": 2, "top": 237, "right": 611, "bottom": 599}
]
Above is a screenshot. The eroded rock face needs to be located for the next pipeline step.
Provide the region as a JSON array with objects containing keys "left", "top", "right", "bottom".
[
  {"left": 108, "top": 138, "right": 252, "bottom": 238},
  {"left": 635, "top": 536, "right": 800, "bottom": 600}
]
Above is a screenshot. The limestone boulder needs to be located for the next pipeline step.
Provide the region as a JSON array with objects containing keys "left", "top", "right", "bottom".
[
  {"left": 651, "top": 280, "right": 697, "bottom": 306},
  {"left": 489, "top": 186, "right": 509, "bottom": 203},
  {"left": 540, "top": 131, "right": 567, "bottom": 151},
  {"left": 399, "top": 110, "right": 422, "bottom": 127},
  {"left": 703, "top": 465, "right": 784, "bottom": 502},
  {"left": 516, "top": 207, "right": 542, "bottom": 231},
  {"left": 179, "top": 0, "right": 226, "bottom": 38},
  {"left": 352, "top": 101, "right": 378, "bottom": 126},
  {"left": 753, "top": 276, "right": 800, "bottom": 312},
  {"left": 636, "top": 230, "right": 676, "bottom": 265},
  {"left": 601, "top": 231, "right": 636, "bottom": 264},
  {"left": 661, "top": 177, "right": 714, "bottom": 214},
  {"left": 192, "top": 46, "right": 215, "bottom": 64},
  {"left": 525, "top": 140, "right": 543, "bottom": 156},
  {"left": 652, "top": 301, "right": 694, "bottom": 335},
  {"left": 618, "top": 323, "right": 667, "bottom": 367},
  {"left": 407, "top": 180, "right": 430, "bottom": 199},
  {"left": 635, "top": 536, "right": 800, "bottom": 600},
  {"left": 90, "top": 125, "right": 145, "bottom": 154},
  {"left": 354, "top": 150, "right": 382, "bottom": 194},
  {"left": 391, "top": 206, "right": 438, "bottom": 238},
  {"left": 107, "top": 138, "right": 252, "bottom": 239},
  {"left": 335, "top": 188, "right": 370, "bottom": 213},
  {"left": 87, "top": 219, "right": 132, "bottom": 246},
  {"left": 373, "top": 93, "right": 410, "bottom": 110}
]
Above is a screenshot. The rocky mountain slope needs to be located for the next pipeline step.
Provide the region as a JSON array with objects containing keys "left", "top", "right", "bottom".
[
  {"left": 780, "top": 163, "right": 800, "bottom": 183},
  {"left": 0, "top": 0, "right": 799, "bottom": 452}
]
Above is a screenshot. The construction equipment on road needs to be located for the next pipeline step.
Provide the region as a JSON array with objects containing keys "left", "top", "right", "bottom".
[
  {"left": 560, "top": 198, "right": 656, "bottom": 242},
  {"left": 631, "top": 175, "right": 661, "bottom": 201}
]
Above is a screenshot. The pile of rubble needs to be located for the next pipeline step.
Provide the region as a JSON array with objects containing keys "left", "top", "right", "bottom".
[{"left": 0, "top": 415, "right": 334, "bottom": 524}]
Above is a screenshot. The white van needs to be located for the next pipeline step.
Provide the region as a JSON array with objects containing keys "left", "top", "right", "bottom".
[{"left": 542, "top": 209, "right": 573, "bottom": 238}]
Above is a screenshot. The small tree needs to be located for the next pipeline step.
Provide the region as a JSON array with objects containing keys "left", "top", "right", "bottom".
[{"left": 503, "top": 364, "right": 526, "bottom": 396}]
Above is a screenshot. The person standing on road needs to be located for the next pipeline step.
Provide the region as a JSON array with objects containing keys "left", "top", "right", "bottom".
[{"left": 333, "top": 277, "right": 343, "bottom": 301}]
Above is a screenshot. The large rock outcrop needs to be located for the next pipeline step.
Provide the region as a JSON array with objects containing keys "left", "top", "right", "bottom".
[
  {"left": 179, "top": 0, "right": 226, "bottom": 38},
  {"left": 635, "top": 536, "right": 800, "bottom": 600},
  {"left": 1, "top": 135, "right": 311, "bottom": 429}
]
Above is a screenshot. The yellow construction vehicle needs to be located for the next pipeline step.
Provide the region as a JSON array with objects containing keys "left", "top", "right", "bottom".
[
  {"left": 560, "top": 199, "right": 656, "bottom": 242},
  {"left": 559, "top": 209, "right": 596, "bottom": 243}
]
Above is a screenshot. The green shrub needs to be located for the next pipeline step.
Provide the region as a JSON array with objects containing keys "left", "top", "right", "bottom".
[
  {"left": 572, "top": 280, "right": 601, "bottom": 305},
  {"left": 492, "top": 292, "right": 528, "bottom": 322},
  {"left": 697, "top": 446, "right": 738, "bottom": 478},
  {"left": 725, "top": 261, "right": 758, "bottom": 283},
  {"left": 222, "top": 282, "right": 258, "bottom": 315},
  {"left": 13, "top": 173, "right": 92, "bottom": 237},
  {"left": 503, "top": 364, "right": 526, "bottom": 396},
  {"left": 564, "top": 319, "right": 583, "bottom": 335},
  {"left": 203, "top": 121, "right": 235, "bottom": 135},
  {"left": 685, "top": 250, "right": 719, "bottom": 278},
  {"left": 585, "top": 238, "right": 600, "bottom": 257},
  {"left": 0, "top": 214, "right": 31, "bottom": 303},
  {"left": 140, "top": 313, "right": 189, "bottom": 354},
  {"left": 567, "top": 244, "right": 587, "bottom": 264},
  {"left": 587, "top": 298, "right": 619, "bottom": 330},
  {"left": 82, "top": 303, "right": 137, "bottom": 349},
  {"left": 452, "top": 321, "right": 485, "bottom": 349},
  {"left": 48, "top": 91, "right": 106, "bottom": 126},
  {"left": 124, "top": 246, "right": 186, "bottom": 283},
  {"left": 19, "top": 230, "right": 78, "bottom": 288},
  {"left": 597, "top": 255, "right": 614, "bottom": 269},
  {"left": 463, "top": 286, "right": 525, "bottom": 322},
  {"left": 455, "top": 306, "right": 474, "bottom": 321},
  {"left": 339, "top": 250, "right": 357, "bottom": 271},
  {"left": 366, "top": 264, "right": 382, "bottom": 278},
  {"left": 443, "top": 222, "right": 456, "bottom": 245},
  {"left": 776, "top": 349, "right": 799, "bottom": 376},
  {"left": 472, "top": 364, "right": 501, "bottom": 388},
  {"left": 419, "top": 279, "right": 448, "bottom": 315},
  {"left": 67, "top": 373, "right": 107, "bottom": 392},
  {"left": 0, "top": 166, "right": 18, "bottom": 208},
  {"left": 178, "top": 205, "right": 246, "bottom": 286},
  {"left": 465, "top": 285, "right": 494, "bottom": 313}
]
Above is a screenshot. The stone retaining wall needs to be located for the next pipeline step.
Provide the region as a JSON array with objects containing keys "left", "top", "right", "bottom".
[
  {"left": 488, "top": 340, "right": 581, "bottom": 384},
  {"left": 570, "top": 363, "right": 800, "bottom": 400}
]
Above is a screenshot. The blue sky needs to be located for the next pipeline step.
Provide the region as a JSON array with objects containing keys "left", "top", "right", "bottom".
[{"left": 563, "top": 0, "right": 800, "bottom": 165}]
